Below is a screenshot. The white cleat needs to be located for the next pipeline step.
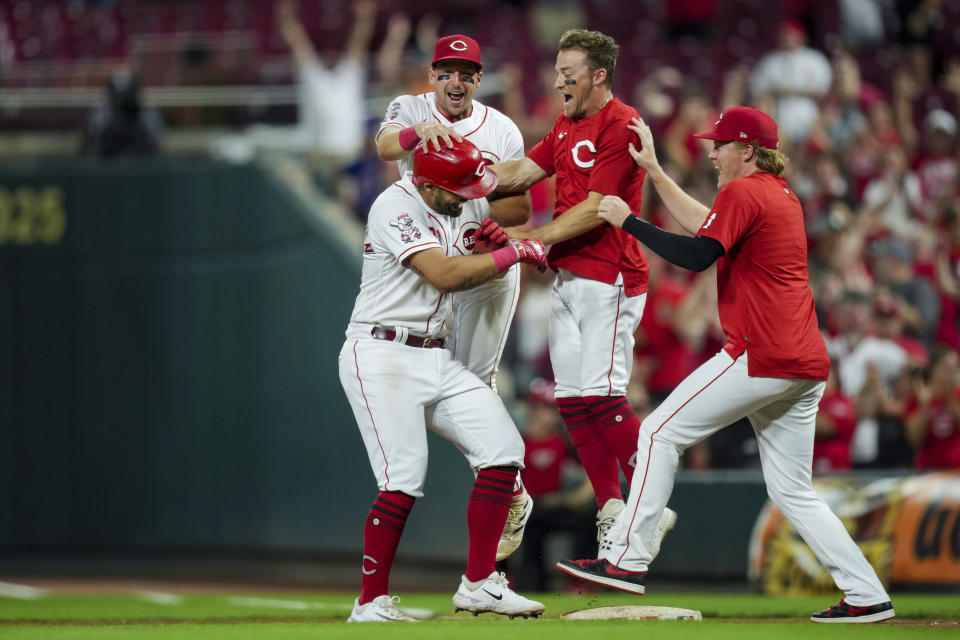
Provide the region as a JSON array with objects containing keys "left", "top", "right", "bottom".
[
  {"left": 347, "top": 595, "right": 419, "bottom": 622},
  {"left": 596, "top": 499, "right": 677, "bottom": 560},
  {"left": 650, "top": 507, "right": 677, "bottom": 561},
  {"left": 452, "top": 571, "right": 545, "bottom": 618},
  {"left": 496, "top": 489, "right": 534, "bottom": 561},
  {"left": 596, "top": 498, "right": 625, "bottom": 556}
]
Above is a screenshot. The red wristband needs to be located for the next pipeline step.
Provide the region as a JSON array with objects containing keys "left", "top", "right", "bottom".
[
  {"left": 398, "top": 126, "right": 418, "bottom": 151},
  {"left": 490, "top": 245, "right": 519, "bottom": 273}
]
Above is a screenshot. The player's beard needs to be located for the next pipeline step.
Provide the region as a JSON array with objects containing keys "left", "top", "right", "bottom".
[{"left": 441, "top": 201, "right": 464, "bottom": 217}]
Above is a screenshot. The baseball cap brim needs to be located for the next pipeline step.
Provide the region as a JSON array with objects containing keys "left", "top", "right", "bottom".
[
  {"left": 692, "top": 129, "right": 725, "bottom": 142},
  {"left": 446, "top": 170, "right": 498, "bottom": 200}
]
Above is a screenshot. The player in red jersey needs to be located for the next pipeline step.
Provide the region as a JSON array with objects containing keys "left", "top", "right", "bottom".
[
  {"left": 485, "top": 29, "right": 675, "bottom": 555},
  {"left": 555, "top": 106, "right": 894, "bottom": 624}
]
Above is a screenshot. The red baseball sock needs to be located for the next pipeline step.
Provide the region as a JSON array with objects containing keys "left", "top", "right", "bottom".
[
  {"left": 584, "top": 395, "right": 642, "bottom": 486},
  {"left": 359, "top": 491, "right": 415, "bottom": 604},
  {"left": 465, "top": 466, "right": 517, "bottom": 582},
  {"left": 558, "top": 396, "right": 620, "bottom": 508}
]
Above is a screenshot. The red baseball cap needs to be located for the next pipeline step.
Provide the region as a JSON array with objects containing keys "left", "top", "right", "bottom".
[
  {"left": 693, "top": 106, "right": 779, "bottom": 149},
  {"left": 432, "top": 35, "right": 482, "bottom": 70}
]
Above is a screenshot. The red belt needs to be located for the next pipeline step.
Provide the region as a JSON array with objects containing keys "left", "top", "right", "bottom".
[{"left": 371, "top": 327, "right": 445, "bottom": 349}]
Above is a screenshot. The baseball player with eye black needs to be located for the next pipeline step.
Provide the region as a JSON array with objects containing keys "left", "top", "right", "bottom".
[
  {"left": 481, "top": 29, "right": 676, "bottom": 556},
  {"left": 555, "top": 107, "right": 894, "bottom": 624},
  {"left": 338, "top": 137, "right": 546, "bottom": 622},
  {"left": 376, "top": 35, "right": 535, "bottom": 562}
]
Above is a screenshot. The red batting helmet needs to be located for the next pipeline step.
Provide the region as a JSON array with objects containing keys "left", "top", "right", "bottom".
[{"left": 412, "top": 137, "right": 498, "bottom": 199}]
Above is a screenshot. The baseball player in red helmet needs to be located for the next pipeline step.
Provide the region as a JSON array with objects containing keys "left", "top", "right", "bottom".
[
  {"left": 481, "top": 29, "right": 676, "bottom": 556},
  {"left": 338, "top": 137, "right": 545, "bottom": 622},
  {"left": 555, "top": 107, "right": 894, "bottom": 624},
  {"left": 375, "top": 35, "right": 535, "bottom": 562}
]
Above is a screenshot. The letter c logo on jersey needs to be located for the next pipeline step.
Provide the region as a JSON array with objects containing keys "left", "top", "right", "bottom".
[{"left": 571, "top": 140, "right": 596, "bottom": 169}]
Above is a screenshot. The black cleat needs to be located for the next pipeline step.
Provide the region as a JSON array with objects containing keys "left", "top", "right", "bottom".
[
  {"left": 556, "top": 557, "right": 646, "bottom": 595},
  {"left": 810, "top": 599, "right": 894, "bottom": 623}
]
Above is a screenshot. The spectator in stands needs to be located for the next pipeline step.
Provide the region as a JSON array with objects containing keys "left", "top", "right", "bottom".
[
  {"left": 827, "top": 289, "right": 912, "bottom": 468},
  {"left": 510, "top": 378, "right": 594, "bottom": 591},
  {"left": 869, "top": 237, "right": 941, "bottom": 347},
  {"left": 913, "top": 108, "right": 959, "bottom": 221},
  {"left": 660, "top": 83, "right": 716, "bottom": 183},
  {"left": 904, "top": 346, "right": 960, "bottom": 470},
  {"left": 80, "top": 68, "right": 163, "bottom": 157},
  {"left": 934, "top": 206, "right": 960, "bottom": 349},
  {"left": 275, "top": 0, "right": 375, "bottom": 161},
  {"left": 750, "top": 18, "right": 832, "bottom": 144},
  {"left": 860, "top": 145, "right": 922, "bottom": 239},
  {"left": 814, "top": 366, "right": 857, "bottom": 474}
]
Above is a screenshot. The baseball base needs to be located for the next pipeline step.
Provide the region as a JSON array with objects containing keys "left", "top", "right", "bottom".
[{"left": 561, "top": 605, "right": 702, "bottom": 621}]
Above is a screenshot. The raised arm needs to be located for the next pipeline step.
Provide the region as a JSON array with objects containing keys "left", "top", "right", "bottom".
[
  {"left": 344, "top": 0, "right": 377, "bottom": 64},
  {"left": 276, "top": 0, "right": 317, "bottom": 68},
  {"left": 627, "top": 117, "right": 710, "bottom": 234}
]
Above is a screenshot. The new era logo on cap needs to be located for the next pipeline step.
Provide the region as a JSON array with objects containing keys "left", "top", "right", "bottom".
[{"left": 432, "top": 35, "right": 482, "bottom": 70}]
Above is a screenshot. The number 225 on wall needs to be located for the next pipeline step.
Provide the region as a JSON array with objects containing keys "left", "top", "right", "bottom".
[{"left": 0, "top": 186, "right": 66, "bottom": 245}]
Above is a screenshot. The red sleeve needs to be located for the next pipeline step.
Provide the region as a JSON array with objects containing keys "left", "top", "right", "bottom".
[
  {"left": 527, "top": 130, "right": 556, "bottom": 176},
  {"left": 587, "top": 117, "right": 641, "bottom": 195},
  {"left": 697, "top": 179, "right": 758, "bottom": 251}
]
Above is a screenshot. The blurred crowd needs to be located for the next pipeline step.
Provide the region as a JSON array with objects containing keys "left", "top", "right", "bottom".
[
  {"left": 13, "top": 1, "right": 959, "bottom": 474},
  {"left": 274, "top": 0, "right": 960, "bottom": 478}
]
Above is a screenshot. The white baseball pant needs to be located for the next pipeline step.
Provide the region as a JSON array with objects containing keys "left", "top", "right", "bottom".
[
  {"left": 338, "top": 337, "right": 525, "bottom": 498},
  {"left": 447, "top": 265, "right": 520, "bottom": 391},
  {"left": 549, "top": 269, "right": 646, "bottom": 398},
  {"left": 602, "top": 349, "right": 890, "bottom": 606}
]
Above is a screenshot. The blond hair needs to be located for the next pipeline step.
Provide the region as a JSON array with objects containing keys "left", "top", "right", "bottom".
[
  {"left": 558, "top": 29, "right": 618, "bottom": 88},
  {"left": 734, "top": 142, "right": 788, "bottom": 175}
]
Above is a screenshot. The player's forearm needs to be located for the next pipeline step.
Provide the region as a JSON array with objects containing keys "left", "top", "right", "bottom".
[
  {"left": 411, "top": 254, "right": 501, "bottom": 293},
  {"left": 645, "top": 165, "right": 711, "bottom": 235},
  {"left": 490, "top": 159, "right": 543, "bottom": 193},
  {"left": 488, "top": 192, "right": 531, "bottom": 227},
  {"left": 375, "top": 127, "right": 410, "bottom": 161},
  {"left": 521, "top": 196, "right": 603, "bottom": 245},
  {"left": 621, "top": 216, "right": 724, "bottom": 272}
]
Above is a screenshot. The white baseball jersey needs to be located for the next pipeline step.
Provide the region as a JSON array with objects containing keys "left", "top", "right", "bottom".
[
  {"left": 379, "top": 94, "right": 526, "bottom": 386},
  {"left": 346, "top": 173, "right": 489, "bottom": 339},
  {"left": 339, "top": 171, "right": 525, "bottom": 497}
]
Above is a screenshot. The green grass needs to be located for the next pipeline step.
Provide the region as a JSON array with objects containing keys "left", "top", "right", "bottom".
[{"left": 0, "top": 591, "right": 956, "bottom": 639}]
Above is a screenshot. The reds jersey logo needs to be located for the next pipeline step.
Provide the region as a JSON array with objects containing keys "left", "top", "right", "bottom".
[
  {"left": 389, "top": 213, "right": 421, "bottom": 243},
  {"left": 456, "top": 221, "right": 481, "bottom": 255},
  {"left": 572, "top": 140, "right": 596, "bottom": 169}
]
